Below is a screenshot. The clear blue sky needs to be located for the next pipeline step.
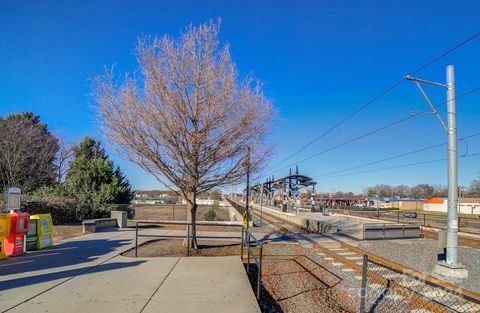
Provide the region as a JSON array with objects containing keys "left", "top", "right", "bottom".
[{"left": 1, "top": 1, "right": 480, "bottom": 193}]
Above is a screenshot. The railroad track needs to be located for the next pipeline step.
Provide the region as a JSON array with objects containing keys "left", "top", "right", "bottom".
[
  {"left": 422, "top": 229, "right": 480, "bottom": 250},
  {"left": 242, "top": 203, "right": 480, "bottom": 313}
]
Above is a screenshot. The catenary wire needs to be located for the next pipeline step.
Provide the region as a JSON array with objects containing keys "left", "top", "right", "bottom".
[
  {"left": 264, "top": 31, "right": 480, "bottom": 174},
  {"left": 268, "top": 86, "right": 480, "bottom": 176}
]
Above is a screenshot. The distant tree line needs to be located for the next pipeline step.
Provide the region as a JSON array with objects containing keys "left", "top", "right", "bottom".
[
  {"left": 0, "top": 112, "right": 133, "bottom": 223},
  {"left": 363, "top": 182, "right": 480, "bottom": 199}
]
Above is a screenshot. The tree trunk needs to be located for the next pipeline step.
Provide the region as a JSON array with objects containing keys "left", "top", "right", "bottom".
[{"left": 186, "top": 191, "right": 198, "bottom": 249}]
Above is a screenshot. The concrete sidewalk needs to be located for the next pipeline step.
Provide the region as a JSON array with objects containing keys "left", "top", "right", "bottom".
[{"left": 0, "top": 229, "right": 260, "bottom": 313}]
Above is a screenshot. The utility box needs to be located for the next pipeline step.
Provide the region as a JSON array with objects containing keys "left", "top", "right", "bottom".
[
  {"left": 437, "top": 230, "right": 447, "bottom": 249},
  {"left": 437, "top": 229, "right": 447, "bottom": 262},
  {"left": 26, "top": 219, "right": 38, "bottom": 251},
  {"left": 30, "top": 214, "right": 54, "bottom": 249},
  {"left": 0, "top": 214, "right": 11, "bottom": 259},
  {"left": 5, "top": 212, "right": 30, "bottom": 256},
  {"left": 111, "top": 211, "right": 127, "bottom": 228}
]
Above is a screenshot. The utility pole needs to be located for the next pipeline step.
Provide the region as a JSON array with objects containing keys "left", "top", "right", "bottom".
[
  {"left": 260, "top": 184, "right": 264, "bottom": 226},
  {"left": 245, "top": 147, "right": 251, "bottom": 229},
  {"left": 405, "top": 65, "right": 467, "bottom": 278}
]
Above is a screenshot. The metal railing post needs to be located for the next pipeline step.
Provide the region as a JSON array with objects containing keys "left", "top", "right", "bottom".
[
  {"left": 458, "top": 216, "right": 461, "bottom": 232},
  {"left": 187, "top": 224, "right": 190, "bottom": 256},
  {"left": 423, "top": 214, "right": 426, "bottom": 226},
  {"left": 257, "top": 243, "right": 263, "bottom": 300},
  {"left": 247, "top": 233, "right": 251, "bottom": 273},
  {"left": 240, "top": 227, "right": 244, "bottom": 260},
  {"left": 135, "top": 221, "right": 138, "bottom": 258},
  {"left": 397, "top": 211, "right": 400, "bottom": 223},
  {"left": 359, "top": 255, "right": 368, "bottom": 313}
]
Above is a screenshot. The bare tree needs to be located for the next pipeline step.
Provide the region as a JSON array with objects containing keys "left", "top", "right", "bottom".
[
  {"left": 93, "top": 20, "right": 274, "bottom": 248},
  {"left": 55, "top": 136, "right": 74, "bottom": 183},
  {"left": 0, "top": 112, "right": 59, "bottom": 193}
]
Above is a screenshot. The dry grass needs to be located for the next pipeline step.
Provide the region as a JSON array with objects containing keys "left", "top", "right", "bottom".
[
  {"left": 132, "top": 204, "right": 230, "bottom": 221},
  {"left": 53, "top": 224, "right": 84, "bottom": 242}
]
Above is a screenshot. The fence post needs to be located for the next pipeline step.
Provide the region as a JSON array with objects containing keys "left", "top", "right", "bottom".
[
  {"left": 257, "top": 243, "right": 263, "bottom": 300},
  {"left": 187, "top": 224, "right": 190, "bottom": 256},
  {"left": 458, "top": 216, "right": 461, "bottom": 232},
  {"left": 359, "top": 255, "right": 368, "bottom": 313},
  {"left": 397, "top": 211, "right": 400, "bottom": 223},
  {"left": 423, "top": 214, "right": 426, "bottom": 227},
  {"left": 135, "top": 221, "right": 138, "bottom": 258},
  {"left": 240, "top": 227, "right": 244, "bottom": 260},
  {"left": 247, "top": 233, "right": 250, "bottom": 273},
  {"left": 172, "top": 205, "right": 175, "bottom": 220}
]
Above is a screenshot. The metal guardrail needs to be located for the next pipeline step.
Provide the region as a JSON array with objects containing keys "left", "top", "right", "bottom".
[
  {"left": 363, "top": 223, "right": 422, "bottom": 240},
  {"left": 134, "top": 220, "right": 242, "bottom": 257},
  {"left": 241, "top": 226, "right": 264, "bottom": 300},
  {"left": 330, "top": 207, "right": 480, "bottom": 234},
  {"left": 359, "top": 254, "right": 480, "bottom": 313}
]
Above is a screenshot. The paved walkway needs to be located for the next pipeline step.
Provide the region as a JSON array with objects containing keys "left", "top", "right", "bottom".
[{"left": 0, "top": 229, "right": 260, "bottom": 313}]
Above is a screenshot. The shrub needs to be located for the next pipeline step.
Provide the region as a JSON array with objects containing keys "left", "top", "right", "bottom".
[
  {"left": 203, "top": 209, "right": 217, "bottom": 221},
  {"left": 21, "top": 198, "right": 78, "bottom": 224},
  {"left": 21, "top": 196, "right": 123, "bottom": 224}
]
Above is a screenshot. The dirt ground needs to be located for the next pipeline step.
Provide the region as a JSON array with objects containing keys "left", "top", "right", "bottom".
[
  {"left": 122, "top": 239, "right": 244, "bottom": 257},
  {"left": 124, "top": 239, "right": 358, "bottom": 313},
  {"left": 53, "top": 224, "right": 84, "bottom": 242}
]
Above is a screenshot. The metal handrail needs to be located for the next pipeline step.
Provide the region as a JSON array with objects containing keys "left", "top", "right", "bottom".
[
  {"left": 134, "top": 220, "right": 242, "bottom": 257},
  {"left": 241, "top": 226, "right": 264, "bottom": 300}
]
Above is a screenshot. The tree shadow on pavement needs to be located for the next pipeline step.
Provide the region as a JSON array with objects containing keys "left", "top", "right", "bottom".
[
  {"left": 0, "top": 260, "right": 146, "bottom": 292},
  {"left": 0, "top": 237, "right": 132, "bottom": 277}
]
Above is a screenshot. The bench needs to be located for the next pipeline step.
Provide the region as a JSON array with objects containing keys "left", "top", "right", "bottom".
[
  {"left": 363, "top": 223, "right": 421, "bottom": 240},
  {"left": 82, "top": 211, "right": 128, "bottom": 234},
  {"left": 82, "top": 218, "right": 118, "bottom": 234}
]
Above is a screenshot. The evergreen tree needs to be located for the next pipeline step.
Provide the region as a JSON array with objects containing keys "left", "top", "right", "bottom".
[{"left": 65, "top": 137, "right": 133, "bottom": 205}]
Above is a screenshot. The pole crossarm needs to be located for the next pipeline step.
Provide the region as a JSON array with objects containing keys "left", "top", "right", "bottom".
[
  {"left": 405, "top": 75, "right": 449, "bottom": 133},
  {"left": 404, "top": 75, "right": 447, "bottom": 88}
]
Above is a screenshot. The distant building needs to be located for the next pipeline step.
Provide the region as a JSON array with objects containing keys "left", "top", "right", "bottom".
[
  {"left": 181, "top": 198, "right": 217, "bottom": 206},
  {"left": 367, "top": 197, "right": 424, "bottom": 210},
  {"left": 132, "top": 190, "right": 179, "bottom": 204},
  {"left": 423, "top": 197, "right": 480, "bottom": 215}
]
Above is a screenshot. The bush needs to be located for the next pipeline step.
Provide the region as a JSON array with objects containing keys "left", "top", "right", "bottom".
[
  {"left": 21, "top": 197, "right": 122, "bottom": 224},
  {"left": 203, "top": 209, "right": 217, "bottom": 221},
  {"left": 22, "top": 198, "right": 78, "bottom": 224}
]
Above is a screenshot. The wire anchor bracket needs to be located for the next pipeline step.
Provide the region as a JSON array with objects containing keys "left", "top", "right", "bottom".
[{"left": 404, "top": 75, "right": 448, "bottom": 133}]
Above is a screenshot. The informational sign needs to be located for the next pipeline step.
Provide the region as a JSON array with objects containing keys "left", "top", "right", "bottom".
[
  {"left": 449, "top": 220, "right": 458, "bottom": 230},
  {"left": 7, "top": 187, "right": 21, "bottom": 211}
]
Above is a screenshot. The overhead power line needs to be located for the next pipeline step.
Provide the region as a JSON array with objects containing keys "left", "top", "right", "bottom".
[
  {"left": 320, "top": 152, "right": 480, "bottom": 180},
  {"left": 313, "top": 132, "right": 480, "bottom": 179},
  {"left": 265, "top": 31, "right": 480, "bottom": 173},
  {"left": 270, "top": 86, "right": 480, "bottom": 175}
]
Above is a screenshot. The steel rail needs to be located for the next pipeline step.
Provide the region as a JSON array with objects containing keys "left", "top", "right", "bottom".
[{"left": 245, "top": 204, "right": 480, "bottom": 305}]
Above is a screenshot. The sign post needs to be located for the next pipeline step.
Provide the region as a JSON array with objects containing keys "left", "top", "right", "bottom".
[{"left": 6, "top": 187, "right": 21, "bottom": 212}]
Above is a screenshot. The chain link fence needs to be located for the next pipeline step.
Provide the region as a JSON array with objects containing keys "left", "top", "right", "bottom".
[{"left": 360, "top": 255, "right": 480, "bottom": 313}]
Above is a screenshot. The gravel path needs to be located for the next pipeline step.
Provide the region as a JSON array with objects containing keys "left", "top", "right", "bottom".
[{"left": 358, "top": 237, "right": 480, "bottom": 294}]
